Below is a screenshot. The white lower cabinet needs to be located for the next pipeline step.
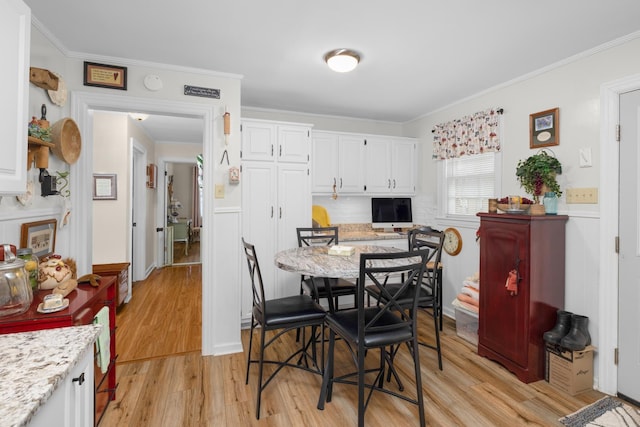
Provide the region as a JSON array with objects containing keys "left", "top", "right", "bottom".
[
  {"left": 241, "top": 161, "right": 311, "bottom": 322},
  {"left": 31, "top": 348, "right": 94, "bottom": 427}
]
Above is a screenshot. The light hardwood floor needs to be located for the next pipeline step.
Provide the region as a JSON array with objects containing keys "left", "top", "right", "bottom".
[{"left": 102, "top": 265, "right": 606, "bottom": 426}]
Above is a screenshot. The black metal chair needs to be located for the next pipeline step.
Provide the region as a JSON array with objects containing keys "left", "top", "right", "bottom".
[
  {"left": 317, "top": 249, "right": 429, "bottom": 427},
  {"left": 242, "top": 238, "right": 326, "bottom": 419},
  {"left": 296, "top": 227, "right": 357, "bottom": 313},
  {"left": 366, "top": 226, "right": 445, "bottom": 371}
]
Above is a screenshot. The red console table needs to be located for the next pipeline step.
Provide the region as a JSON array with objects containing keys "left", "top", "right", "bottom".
[{"left": 0, "top": 276, "right": 117, "bottom": 426}]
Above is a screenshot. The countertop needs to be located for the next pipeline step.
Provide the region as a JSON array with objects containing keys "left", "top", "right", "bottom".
[{"left": 0, "top": 325, "right": 101, "bottom": 427}]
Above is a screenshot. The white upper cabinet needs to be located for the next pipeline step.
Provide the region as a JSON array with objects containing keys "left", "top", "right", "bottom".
[
  {"left": 364, "top": 136, "right": 416, "bottom": 195},
  {"left": 278, "top": 125, "right": 310, "bottom": 163},
  {"left": 312, "top": 131, "right": 415, "bottom": 195},
  {"left": 0, "top": 0, "right": 30, "bottom": 194},
  {"left": 390, "top": 138, "right": 416, "bottom": 194},
  {"left": 241, "top": 119, "right": 311, "bottom": 163},
  {"left": 311, "top": 131, "right": 365, "bottom": 194}
]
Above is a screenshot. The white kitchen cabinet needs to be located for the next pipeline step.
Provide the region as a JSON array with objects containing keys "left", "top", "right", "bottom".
[
  {"left": 241, "top": 119, "right": 312, "bottom": 322},
  {"left": 312, "top": 131, "right": 415, "bottom": 196},
  {"left": 365, "top": 136, "right": 416, "bottom": 195},
  {"left": 311, "top": 131, "right": 365, "bottom": 194},
  {"left": 241, "top": 119, "right": 311, "bottom": 163},
  {"left": 0, "top": 0, "right": 30, "bottom": 194},
  {"left": 30, "top": 348, "right": 94, "bottom": 427}
]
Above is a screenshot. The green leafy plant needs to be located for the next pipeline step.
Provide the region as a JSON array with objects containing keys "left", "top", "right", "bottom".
[{"left": 516, "top": 150, "right": 562, "bottom": 202}]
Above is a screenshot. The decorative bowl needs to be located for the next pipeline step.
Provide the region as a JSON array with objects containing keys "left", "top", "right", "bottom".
[{"left": 497, "top": 203, "right": 530, "bottom": 214}]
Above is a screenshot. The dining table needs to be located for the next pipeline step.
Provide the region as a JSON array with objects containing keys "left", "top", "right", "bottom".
[{"left": 274, "top": 244, "right": 406, "bottom": 312}]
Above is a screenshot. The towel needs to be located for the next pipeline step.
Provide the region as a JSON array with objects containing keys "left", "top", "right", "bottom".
[
  {"left": 457, "top": 293, "right": 479, "bottom": 308},
  {"left": 460, "top": 285, "right": 479, "bottom": 300},
  {"left": 312, "top": 205, "right": 331, "bottom": 227},
  {"left": 94, "top": 306, "right": 110, "bottom": 374}
]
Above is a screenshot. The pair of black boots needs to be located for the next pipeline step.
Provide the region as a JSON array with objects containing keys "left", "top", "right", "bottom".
[{"left": 543, "top": 310, "right": 591, "bottom": 351}]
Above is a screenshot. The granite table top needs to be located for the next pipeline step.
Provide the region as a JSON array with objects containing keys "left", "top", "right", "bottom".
[
  {"left": 274, "top": 244, "right": 411, "bottom": 279},
  {"left": 0, "top": 325, "right": 101, "bottom": 427}
]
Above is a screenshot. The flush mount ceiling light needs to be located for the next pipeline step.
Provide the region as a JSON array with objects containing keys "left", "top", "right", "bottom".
[{"left": 324, "top": 49, "right": 360, "bottom": 73}]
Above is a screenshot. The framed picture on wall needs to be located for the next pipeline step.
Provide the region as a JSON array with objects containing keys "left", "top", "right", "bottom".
[
  {"left": 93, "top": 173, "right": 117, "bottom": 200},
  {"left": 20, "top": 219, "right": 57, "bottom": 259},
  {"left": 530, "top": 108, "right": 559, "bottom": 148}
]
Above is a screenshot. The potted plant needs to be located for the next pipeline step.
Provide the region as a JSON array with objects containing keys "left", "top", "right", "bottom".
[{"left": 516, "top": 150, "right": 562, "bottom": 203}]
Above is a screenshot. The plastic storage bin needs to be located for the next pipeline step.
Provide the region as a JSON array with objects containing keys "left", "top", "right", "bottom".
[{"left": 455, "top": 306, "right": 479, "bottom": 345}]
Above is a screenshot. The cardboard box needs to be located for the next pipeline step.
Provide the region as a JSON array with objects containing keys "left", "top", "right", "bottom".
[
  {"left": 455, "top": 306, "right": 478, "bottom": 346},
  {"left": 546, "top": 344, "right": 595, "bottom": 395}
]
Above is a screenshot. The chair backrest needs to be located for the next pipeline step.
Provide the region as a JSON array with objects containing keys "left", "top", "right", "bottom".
[
  {"left": 242, "top": 238, "right": 266, "bottom": 317},
  {"left": 407, "top": 227, "right": 445, "bottom": 292},
  {"left": 296, "top": 226, "right": 339, "bottom": 247},
  {"left": 358, "top": 249, "right": 429, "bottom": 339}
]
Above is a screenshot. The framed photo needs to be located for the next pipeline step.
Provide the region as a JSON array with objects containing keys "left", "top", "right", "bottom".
[
  {"left": 530, "top": 108, "right": 559, "bottom": 148},
  {"left": 146, "top": 164, "right": 157, "bottom": 189},
  {"left": 20, "top": 219, "right": 57, "bottom": 259},
  {"left": 84, "top": 61, "right": 127, "bottom": 90},
  {"left": 93, "top": 174, "right": 117, "bottom": 200}
]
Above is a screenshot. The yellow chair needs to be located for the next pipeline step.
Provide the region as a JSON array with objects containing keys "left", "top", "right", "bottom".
[{"left": 312, "top": 205, "right": 331, "bottom": 227}]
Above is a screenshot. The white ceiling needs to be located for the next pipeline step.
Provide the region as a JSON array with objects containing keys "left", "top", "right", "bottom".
[{"left": 25, "top": 0, "right": 640, "bottom": 141}]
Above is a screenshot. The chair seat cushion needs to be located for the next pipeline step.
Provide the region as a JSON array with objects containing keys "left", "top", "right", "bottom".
[
  {"left": 366, "top": 283, "right": 435, "bottom": 309},
  {"left": 302, "top": 277, "right": 356, "bottom": 298},
  {"left": 326, "top": 307, "right": 413, "bottom": 348},
  {"left": 255, "top": 295, "right": 326, "bottom": 328}
]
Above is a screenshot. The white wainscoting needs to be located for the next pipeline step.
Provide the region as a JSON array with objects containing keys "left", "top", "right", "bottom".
[{"left": 202, "top": 207, "right": 243, "bottom": 356}]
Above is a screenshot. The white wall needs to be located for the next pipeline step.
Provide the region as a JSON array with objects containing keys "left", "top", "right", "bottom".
[{"left": 404, "top": 35, "right": 640, "bottom": 388}]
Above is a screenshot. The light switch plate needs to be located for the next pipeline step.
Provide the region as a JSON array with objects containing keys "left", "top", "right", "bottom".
[
  {"left": 579, "top": 148, "right": 592, "bottom": 167},
  {"left": 214, "top": 184, "right": 225, "bottom": 198}
]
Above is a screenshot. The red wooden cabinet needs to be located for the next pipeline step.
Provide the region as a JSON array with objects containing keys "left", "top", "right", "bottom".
[
  {"left": 477, "top": 213, "right": 567, "bottom": 383},
  {"left": 0, "top": 276, "right": 117, "bottom": 425}
]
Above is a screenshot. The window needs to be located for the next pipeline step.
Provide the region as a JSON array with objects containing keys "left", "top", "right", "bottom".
[{"left": 439, "top": 152, "right": 501, "bottom": 216}]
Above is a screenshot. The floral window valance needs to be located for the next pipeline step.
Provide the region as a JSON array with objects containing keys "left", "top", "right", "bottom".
[{"left": 432, "top": 108, "right": 503, "bottom": 160}]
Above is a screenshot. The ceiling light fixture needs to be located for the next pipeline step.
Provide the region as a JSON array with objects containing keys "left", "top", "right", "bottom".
[{"left": 324, "top": 49, "right": 360, "bottom": 73}]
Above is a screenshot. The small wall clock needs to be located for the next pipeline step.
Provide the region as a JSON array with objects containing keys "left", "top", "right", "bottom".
[{"left": 443, "top": 227, "right": 462, "bottom": 256}]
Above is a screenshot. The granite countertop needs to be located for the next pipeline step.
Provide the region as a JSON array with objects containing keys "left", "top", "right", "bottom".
[{"left": 0, "top": 325, "right": 101, "bottom": 427}]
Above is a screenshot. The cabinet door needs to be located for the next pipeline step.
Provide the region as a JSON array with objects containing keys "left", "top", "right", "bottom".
[
  {"left": 365, "top": 137, "right": 392, "bottom": 193},
  {"left": 391, "top": 139, "right": 416, "bottom": 194},
  {"left": 278, "top": 125, "right": 310, "bottom": 163},
  {"left": 0, "top": 0, "right": 30, "bottom": 194},
  {"left": 479, "top": 221, "right": 529, "bottom": 368},
  {"left": 338, "top": 135, "right": 365, "bottom": 193},
  {"left": 241, "top": 121, "right": 275, "bottom": 161},
  {"left": 311, "top": 132, "right": 340, "bottom": 193},
  {"left": 241, "top": 162, "right": 276, "bottom": 318},
  {"left": 276, "top": 163, "right": 310, "bottom": 297}
]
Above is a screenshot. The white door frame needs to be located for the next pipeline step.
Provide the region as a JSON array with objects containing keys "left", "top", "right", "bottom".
[
  {"left": 70, "top": 91, "right": 217, "bottom": 354},
  {"left": 599, "top": 72, "right": 640, "bottom": 395},
  {"left": 131, "top": 139, "right": 147, "bottom": 286}
]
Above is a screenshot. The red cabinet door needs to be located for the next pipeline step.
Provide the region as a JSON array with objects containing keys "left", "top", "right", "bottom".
[{"left": 479, "top": 220, "right": 530, "bottom": 368}]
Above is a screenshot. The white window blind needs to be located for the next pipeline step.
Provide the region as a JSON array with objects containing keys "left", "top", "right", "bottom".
[{"left": 444, "top": 152, "right": 499, "bottom": 215}]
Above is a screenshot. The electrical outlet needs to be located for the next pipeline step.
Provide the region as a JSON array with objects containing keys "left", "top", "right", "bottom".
[
  {"left": 215, "top": 184, "right": 225, "bottom": 198},
  {"left": 566, "top": 187, "right": 598, "bottom": 204}
]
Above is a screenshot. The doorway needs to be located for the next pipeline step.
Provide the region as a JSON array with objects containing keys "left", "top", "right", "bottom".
[
  {"left": 70, "top": 92, "right": 217, "bottom": 355},
  {"left": 165, "top": 160, "right": 202, "bottom": 266}
]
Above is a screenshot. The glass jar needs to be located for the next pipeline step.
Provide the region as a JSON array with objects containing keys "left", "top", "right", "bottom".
[
  {"left": 0, "top": 244, "right": 33, "bottom": 317},
  {"left": 17, "top": 248, "right": 39, "bottom": 291},
  {"left": 543, "top": 192, "right": 558, "bottom": 215}
]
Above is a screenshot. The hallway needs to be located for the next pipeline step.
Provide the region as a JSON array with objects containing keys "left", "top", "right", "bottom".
[{"left": 115, "top": 264, "right": 202, "bottom": 362}]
